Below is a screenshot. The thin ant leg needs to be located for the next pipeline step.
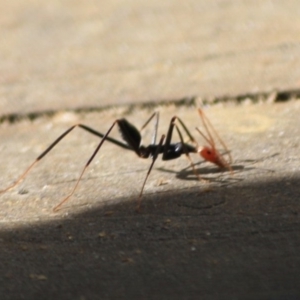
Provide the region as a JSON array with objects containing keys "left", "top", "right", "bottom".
[
  {"left": 152, "top": 112, "right": 159, "bottom": 145},
  {"left": 139, "top": 112, "right": 159, "bottom": 145},
  {"left": 79, "top": 124, "right": 131, "bottom": 151},
  {"left": 0, "top": 125, "right": 77, "bottom": 194},
  {"left": 140, "top": 112, "right": 158, "bottom": 131},
  {"left": 136, "top": 134, "right": 165, "bottom": 212},
  {"left": 174, "top": 117, "right": 197, "bottom": 145},
  {"left": 0, "top": 160, "right": 37, "bottom": 194},
  {"left": 53, "top": 120, "right": 122, "bottom": 212}
]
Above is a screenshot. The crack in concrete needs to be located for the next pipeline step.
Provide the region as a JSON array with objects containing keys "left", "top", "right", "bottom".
[{"left": 1, "top": 88, "right": 299, "bottom": 125}]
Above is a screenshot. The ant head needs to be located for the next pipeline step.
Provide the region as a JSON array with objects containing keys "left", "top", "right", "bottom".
[
  {"left": 197, "top": 146, "right": 233, "bottom": 172},
  {"left": 197, "top": 146, "right": 224, "bottom": 168},
  {"left": 198, "top": 146, "right": 217, "bottom": 163}
]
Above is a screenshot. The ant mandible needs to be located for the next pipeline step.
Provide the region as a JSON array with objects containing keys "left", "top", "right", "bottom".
[{"left": 0, "top": 108, "right": 232, "bottom": 212}]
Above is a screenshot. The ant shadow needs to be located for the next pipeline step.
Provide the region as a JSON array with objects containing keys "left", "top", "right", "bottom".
[
  {"left": 156, "top": 153, "right": 279, "bottom": 187},
  {"left": 157, "top": 162, "right": 244, "bottom": 185}
]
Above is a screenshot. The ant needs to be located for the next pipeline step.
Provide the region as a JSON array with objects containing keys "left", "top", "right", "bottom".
[{"left": 0, "top": 108, "right": 232, "bottom": 212}]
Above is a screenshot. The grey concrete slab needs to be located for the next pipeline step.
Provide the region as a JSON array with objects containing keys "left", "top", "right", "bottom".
[
  {"left": 0, "top": 100, "right": 299, "bottom": 299},
  {"left": 1, "top": 0, "right": 300, "bottom": 115}
]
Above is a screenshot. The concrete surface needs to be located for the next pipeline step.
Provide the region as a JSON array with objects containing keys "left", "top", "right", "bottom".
[
  {"left": 0, "top": 0, "right": 300, "bottom": 299},
  {"left": 1, "top": 0, "right": 300, "bottom": 115},
  {"left": 0, "top": 101, "right": 300, "bottom": 299}
]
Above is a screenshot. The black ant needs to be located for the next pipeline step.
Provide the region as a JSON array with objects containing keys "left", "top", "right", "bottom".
[{"left": 0, "top": 108, "right": 232, "bottom": 212}]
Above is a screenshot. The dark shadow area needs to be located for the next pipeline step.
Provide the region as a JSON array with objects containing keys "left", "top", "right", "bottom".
[{"left": 0, "top": 175, "right": 300, "bottom": 300}]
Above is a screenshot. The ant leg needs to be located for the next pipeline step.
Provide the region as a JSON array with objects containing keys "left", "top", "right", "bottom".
[
  {"left": 174, "top": 123, "right": 205, "bottom": 181},
  {"left": 140, "top": 112, "right": 158, "bottom": 131},
  {"left": 136, "top": 134, "right": 165, "bottom": 212},
  {"left": 0, "top": 125, "right": 78, "bottom": 194},
  {"left": 78, "top": 124, "right": 131, "bottom": 151},
  {"left": 140, "top": 112, "right": 160, "bottom": 145},
  {"left": 163, "top": 117, "right": 202, "bottom": 180},
  {"left": 174, "top": 117, "right": 197, "bottom": 145},
  {"left": 53, "top": 120, "right": 121, "bottom": 212}
]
